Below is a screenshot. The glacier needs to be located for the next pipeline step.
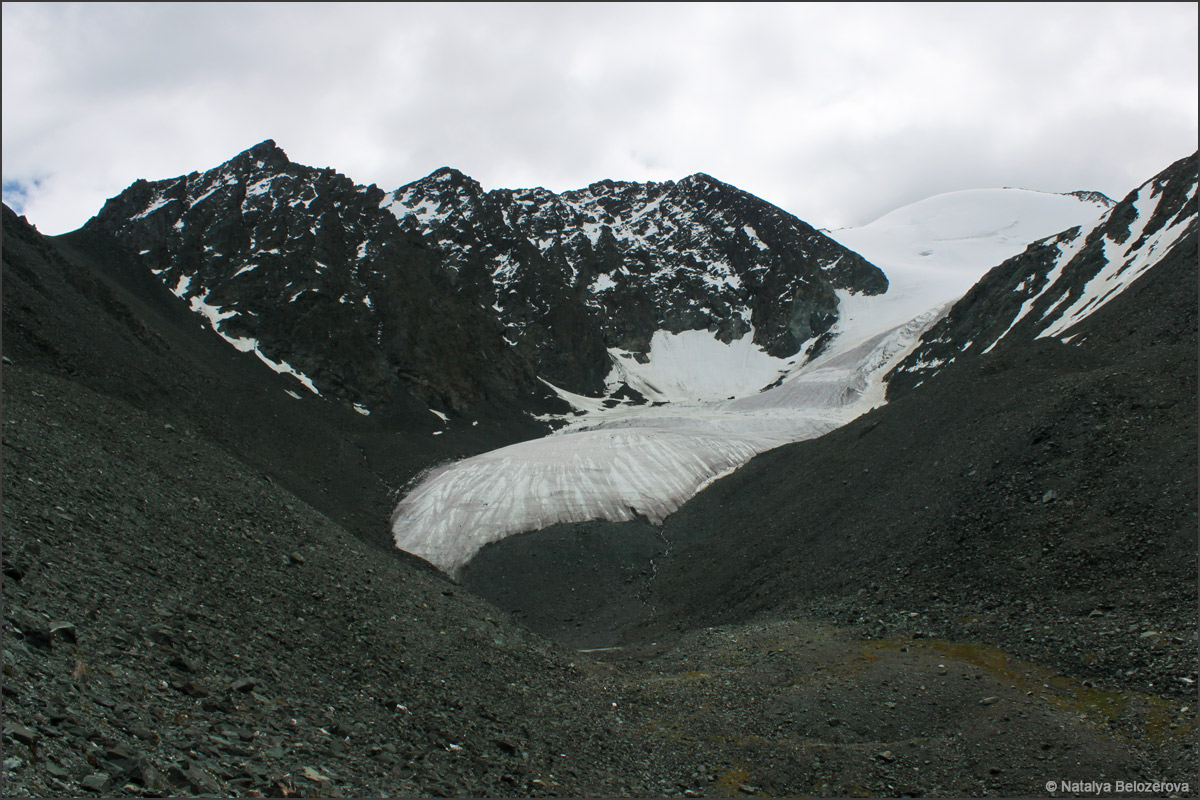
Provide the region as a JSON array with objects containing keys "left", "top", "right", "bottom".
[{"left": 391, "top": 188, "right": 1113, "bottom": 574}]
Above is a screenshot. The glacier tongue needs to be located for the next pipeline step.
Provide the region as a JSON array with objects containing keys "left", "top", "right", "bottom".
[
  {"left": 390, "top": 427, "right": 772, "bottom": 575},
  {"left": 391, "top": 306, "right": 939, "bottom": 575}
]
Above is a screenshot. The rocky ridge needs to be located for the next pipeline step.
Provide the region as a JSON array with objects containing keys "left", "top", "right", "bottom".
[
  {"left": 1065, "top": 190, "right": 1117, "bottom": 207},
  {"left": 82, "top": 141, "right": 541, "bottom": 418},
  {"left": 84, "top": 141, "right": 887, "bottom": 412},
  {"left": 384, "top": 167, "right": 886, "bottom": 393},
  {"left": 887, "top": 153, "right": 1197, "bottom": 396}
]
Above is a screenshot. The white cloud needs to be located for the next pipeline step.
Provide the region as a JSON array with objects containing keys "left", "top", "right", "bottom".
[{"left": 3, "top": 2, "right": 1196, "bottom": 234}]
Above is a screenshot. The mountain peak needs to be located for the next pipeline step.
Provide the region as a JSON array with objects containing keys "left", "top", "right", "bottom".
[
  {"left": 402, "top": 167, "right": 486, "bottom": 200},
  {"left": 1065, "top": 189, "right": 1115, "bottom": 207},
  {"left": 231, "top": 139, "right": 291, "bottom": 172},
  {"left": 678, "top": 172, "right": 725, "bottom": 189},
  {"left": 422, "top": 166, "right": 478, "bottom": 186}
]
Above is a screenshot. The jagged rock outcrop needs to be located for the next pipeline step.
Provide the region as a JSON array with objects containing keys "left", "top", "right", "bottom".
[
  {"left": 384, "top": 169, "right": 888, "bottom": 392},
  {"left": 85, "top": 140, "right": 888, "bottom": 412},
  {"left": 83, "top": 141, "right": 542, "bottom": 417},
  {"left": 1065, "top": 189, "right": 1117, "bottom": 207}
]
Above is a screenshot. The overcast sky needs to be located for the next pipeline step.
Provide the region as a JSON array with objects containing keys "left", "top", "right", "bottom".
[{"left": 3, "top": 2, "right": 1196, "bottom": 235}]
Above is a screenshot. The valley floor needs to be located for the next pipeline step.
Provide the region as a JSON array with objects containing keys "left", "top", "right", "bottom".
[
  {"left": 594, "top": 616, "right": 1196, "bottom": 798},
  {"left": 3, "top": 363, "right": 1195, "bottom": 798}
]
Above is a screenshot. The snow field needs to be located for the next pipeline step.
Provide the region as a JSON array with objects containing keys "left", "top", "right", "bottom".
[{"left": 605, "top": 327, "right": 800, "bottom": 403}]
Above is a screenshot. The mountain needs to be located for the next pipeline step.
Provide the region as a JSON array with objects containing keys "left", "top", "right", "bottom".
[
  {"left": 887, "top": 154, "right": 1197, "bottom": 394},
  {"left": 457, "top": 154, "right": 1196, "bottom": 676},
  {"left": 84, "top": 140, "right": 887, "bottom": 417},
  {"left": 391, "top": 182, "right": 1115, "bottom": 576},
  {"left": 0, "top": 199, "right": 549, "bottom": 557},
  {"left": 384, "top": 168, "right": 886, "bottom": 390},
  {"left": 3, "top": 149, "right": 1196, "bottom": 797},
  {"left": 81, "top": 140, "right": 542, "bottom": 420}
]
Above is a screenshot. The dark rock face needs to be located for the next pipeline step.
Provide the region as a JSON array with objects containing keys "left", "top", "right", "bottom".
[
  {"left": 86, "top": 140, "right": 887, "bottom": 410},
  {"left": 83, "top": 141, "right": 542, "bottom": 417},
  {"left": 887, "top": 152, "right": 1197, "bottom": 396},
  {"left": 386, "top": 169, "right": 888, "bottom": 392}
]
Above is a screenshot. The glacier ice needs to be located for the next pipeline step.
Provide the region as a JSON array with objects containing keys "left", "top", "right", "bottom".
[{"left": 391, "top": 306, "right": 940, "bottom": 575}]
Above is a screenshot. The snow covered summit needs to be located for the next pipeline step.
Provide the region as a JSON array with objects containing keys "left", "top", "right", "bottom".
[{"left": 889, "top": 153, "right": 1197, "bottom": 393}]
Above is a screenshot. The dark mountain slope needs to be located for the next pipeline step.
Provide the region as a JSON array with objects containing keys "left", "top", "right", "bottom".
[
  {"left": 2, "top": 203, "right": 547, "bottom": 553},
  {"left": 637, "top": 186, "right": 1197, "bottom": 704},
  {"left": 81, "top": 141, "right": 552, "bottom": 416},
  {"left": 2, "top": 364, "right": 604, "bottom": 797}
]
